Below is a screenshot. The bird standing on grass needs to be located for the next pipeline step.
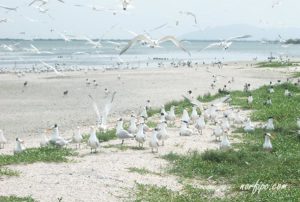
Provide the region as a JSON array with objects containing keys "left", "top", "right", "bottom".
[
  {"left": 263, "top": 133, "right": 273, "bottom": 151},
  {"left": 14, "top": 138, "right": 26, "bottom": 154}
]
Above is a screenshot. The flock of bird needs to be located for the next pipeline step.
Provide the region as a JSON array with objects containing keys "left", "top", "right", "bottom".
[{"left": 1, "top": 77, "right": 299, "bottom": 154}]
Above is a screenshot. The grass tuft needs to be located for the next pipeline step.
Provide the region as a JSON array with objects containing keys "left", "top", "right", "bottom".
[
  {"left": 257, "top": 61, "right": 297, "bottom": 68},
  {"left": 0, "top": 167, "right": 20, "bottom": 177},
  {"left": 0, "top": 196, "right": 36, "bottom": 202},
  {"left": 0, "top": 147, "right": 75, "bottom": 167}
]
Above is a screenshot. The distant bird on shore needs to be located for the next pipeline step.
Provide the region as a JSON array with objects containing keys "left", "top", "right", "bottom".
[
  {"left": 63, "top": 90, "right": 68, "bottom": 96},
  {"left": 23, "top": 81, "right": 28, "bottom": 87},
  {"left": 201, "top": 35, "right": 252, "bottom": 51}
]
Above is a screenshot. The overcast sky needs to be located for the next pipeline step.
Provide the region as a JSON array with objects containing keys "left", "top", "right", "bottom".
[{"left": 0, "top": 0, "right": 299, "bottom": 39}]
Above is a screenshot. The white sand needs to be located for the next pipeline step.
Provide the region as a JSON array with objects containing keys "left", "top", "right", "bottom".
[{"left": 0, "top": 63, "right": 291, "bottom": 201}]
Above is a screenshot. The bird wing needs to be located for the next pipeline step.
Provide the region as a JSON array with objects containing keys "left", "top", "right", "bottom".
[
  {"left": 185, "top": 12, "right": 197, "bottom": 24},
  {"left": 201, "top": 42, "right": 223, "bottom": 51},
  {"left": 158, "top": 36, "right": 191, "bottom": 56},
  {"left": 101, "top": 91, "right": 117, "bottom": 125},
  {"left": 30, "top": 44, "right": 39, "bottom": 52},
  {"left": 88, "top": 95, "right": 101, "bottom": 121},
  {"left": 120, "top": 34, "right": 152, "bottom": 55},
  {"left": 40, "top": 61, "right": 63, "bottom": 76},
  {"left": 182, "top": 95, "right": 203, "bottom": 109},
  {"left": 226, "top": 35, "right": 251, "bottom": 42}
]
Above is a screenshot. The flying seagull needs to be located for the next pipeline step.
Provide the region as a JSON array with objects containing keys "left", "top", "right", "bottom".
[
  {"left": 89, "top": 92, "right": 117, "bottom": 131},
  {"left": 40, "top": 61, "right": 65, "bottom": 76},
  {"left": 120, "top": 34, "right": 191, "bottom": 56},
  {"left": 201, "top": 35, "right": 251, "bottom": 51}
]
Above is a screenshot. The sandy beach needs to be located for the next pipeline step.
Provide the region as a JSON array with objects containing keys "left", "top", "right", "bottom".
[
  {"left": 0, "top": 63, "right": 289, "bottom": 139},
  {"left": 0, "top": 62, "right": 295, "bottom": 201}
]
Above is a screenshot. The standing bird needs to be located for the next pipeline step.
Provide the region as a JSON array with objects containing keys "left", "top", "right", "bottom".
[
  {"left": 213, "top": 124, "right": 223, "bottom": 141},
  {"left": 181, "top": 109, "right": 190, "bottom": 124},
  {"left": 284, "top": 88, "right": 292, "bottom": 97},
  {"left": 220, "top": 131, "right": 231, "bottom": 150},
  {"left": 149, "top": 128, "right": 159, "bottom": 153},
  {"left": 265, "top": 117, "right": 275, "bottom": 131},
  {"left": 244, "top": 118, "right": 255, "bottom": 133},
  {"left": 23, "top": 81, "right": 28, "bottom": 87},
  {"left": 190, "top": 106, "right": 199, "bottom": 123},
  {"left": 263, "top": 133, "right": 273, "bottom": 151},
  {"left": 297, "top": 117, "right": 300, "bottom": 129},
  {"left": 14, "top": 138, "right": 26, "bottom": 154},
  {"left": 195, "top": 115, "right": 206, "bottom": 135},
  {"left": 63, "top": 90, "right": 68, "bottom": 96},
  {"left": 87, "top": 126, "right": 100, "bottom": 153},
  {"left": 179, "top": 120, "right": 193, "bottom": 136},
  {"left": 128, "top": 115, "right": 138, "bottom": 135},
  {"left": 72, "top": 126, "right": 83, "bottom": 149},
  {"left": 49, "top": 124, "right": 70, "bottom": 147},
  {"left": 135, "top": 123, "right": 146, "bottom": 147},
  {"left": 116, "top": 118, "right": 134, "bottom": 144},
  {"left": 157, "top": 121, "right": 168, "bottom": 146},
  {"left": 0, "top": 129, "right": 7, "bottom": 149},
  {"left": 247, "top": 94, "right": 253, "bottom": 106},
  {"left": 166, "top": 106, "right": 176, "bottom": 124}
]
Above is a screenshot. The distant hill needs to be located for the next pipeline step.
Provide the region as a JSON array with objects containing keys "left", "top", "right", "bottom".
[{"left": 181, "top": 24, "right": 300, "bottom": 41}]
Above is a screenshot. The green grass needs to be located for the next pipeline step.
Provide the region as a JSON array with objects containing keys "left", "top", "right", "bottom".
[
  {"left": 0, "top": 167, "right": 20, "bottom": 177},
  {"left": 0, "top": 147, "right": 75, "bottom": 167},
  {"left": 135, "top": 183, "right": 300, "bottom": 202},
  {"left": 292, "top": 72, "right": 300, "bottom": 78},
  {"left": 96, "top": 129, "right": 116, "bottom": 142},
  {"left": 128, "top": 167, "right": 162, "bottom": 176},
  {"left": 83, "top": 129, "right": 117, "bottom": 143},
  {"left": 135, "top": 184, "right": 217, "bottom": 202},
  {"left": 257, "top": 61, "right": 297, "bottom": 68},
  {"left": 145, "top": 121, "right": 157, "bottom": 128},
  {"left": 0, "top": 196, "right": 36, "bottom": 202},
  {"left": 147, "top": 108, "right": 160, "bottom": 117},
  {"left": 198, "top": 92, "right": 228, "bottom": 103},
  {"left": 138, "top": 83, "right": 300, "bottom": 201}
]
